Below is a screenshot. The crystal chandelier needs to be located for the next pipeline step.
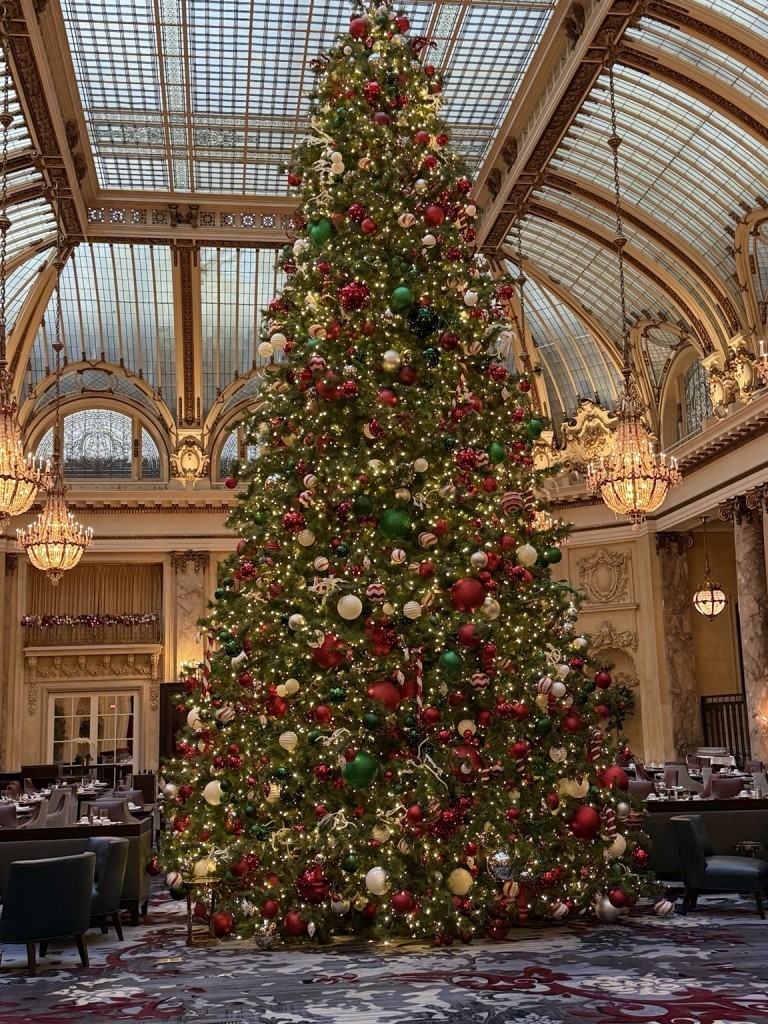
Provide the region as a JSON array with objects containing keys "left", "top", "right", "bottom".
[
  {"left": 692, "top": 516, "right": 727, "bottom": 620},
  {"left": 17, "top": 185, "right": 93, "bottom": 584},
  {"left": 757, "top": 338, "right": 768, "bottom": 386},
  {"left": 586, "top": 64, "right": 680, "bottom": 528},
  {"left": 0, "top": 58, "right": 48, "bottom": 530}
]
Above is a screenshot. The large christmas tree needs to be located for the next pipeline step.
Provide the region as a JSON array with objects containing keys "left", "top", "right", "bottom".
[{"left": 163, "top": 1, "right": 646, "bottom": 943}]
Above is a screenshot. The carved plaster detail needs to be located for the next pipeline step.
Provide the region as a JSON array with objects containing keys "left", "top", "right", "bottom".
[
  {"left": 655, "top": 532, "right": 694, "bottom": 556},
  {"left": 25, "top": 652, "right": 158, "bottom": 682},
  {"left": 171, "top": 550, "right": 211, "bottom": 574},
  {"left": 5, "top": 553, "right": 17, "bottom": 576},
  {"left": 590, "top": 619, "right": 638, "bottom": 653},
  {"left": 170, "top": 435, "right": 210, "bottom": 481},
  {"left": 577, "top": 549, "right": 630, "bottom": 604},
  {"left": 718, "top": 495, "right": 752, "bottom": 526},
  {"left": 558, "top": 398, "right": 617, "bottom": 472}
]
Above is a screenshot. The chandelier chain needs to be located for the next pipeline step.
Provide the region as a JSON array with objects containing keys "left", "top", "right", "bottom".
[
  {"left": 515, "top": 218, "right": 528, "bottom": 343},
  {"left": 608, "top": 63, "right": 630, "bottom": 378},
  {"left": 0, "top": 58, "right": 9, "bottom": 366}
]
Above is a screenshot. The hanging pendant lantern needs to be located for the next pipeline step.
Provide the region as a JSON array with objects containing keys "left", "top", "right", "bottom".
[{"left": 692, "top": 516, "right": 727, "bottom": 620}]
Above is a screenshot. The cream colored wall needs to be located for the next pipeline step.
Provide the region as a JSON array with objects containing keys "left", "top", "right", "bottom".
[{"left": 687, "top": 530, "right": 741, "bottom": 697}]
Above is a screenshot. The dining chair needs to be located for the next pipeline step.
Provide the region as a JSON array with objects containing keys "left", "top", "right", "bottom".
[
  {"left": 22, "top": 778, "right": 37, "bottom": 794},
  {"left": 0, "top": 803, "right": 18, "bottom": 829},
  {"left": 89, "top": 798, "right": 139, "bottom": 822},
  {"left": 45, "top": 788, "right": 76, "bottom": 827},
  {"left": 663, "top": 765, "right": 680, "bottom": 789},
  {"left": 6, "top": 781, "right": 21, "bottom": 799},
  {"left": 744, "top": 760, "right": 764, "bottom": 774},
  {"left": 0, "top": 852, "right": 95, "bottom": 976},
  {"left": 700, "top": 767, "right": 714, "bottom": 797},
  {"left": 633, "top": 762, "right": 649, "bottom": 781},
  {"left": 696, "top": 756, "right": 712, "bottom": 769},
  {"left": 676, "top": 767, "right": 704, "bottom": 794},
  {"left": 751, "top": 771, "right": 768, "bottom": 794},
  {"left": 17, "top": 798, "right": 48, "bottom": 829},
  {"left": 671, "top": 815, "right": 768, "bottom": 917},
  {"left": 628, "top": 779, "right": 656, "bottom": 798},
  {"left": 710, "top": 776, "right": 744, "bottom": 799},
  {"left": 87, "top": 837, "right": 129, "bottom": 939}
]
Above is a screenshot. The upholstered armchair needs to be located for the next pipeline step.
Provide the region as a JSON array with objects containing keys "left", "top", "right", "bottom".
[
  {"left": 710, "top": 777, "right": 744, "bottom": 800},
  {"left": 89, "top": 798, "right": 139, "bottom": 823},
  {"left": 17, "top": 799, "right": 48, "bottom": 829},
  {"left": 0, "top": 852, "right": 96, "bottom": 975},
  {"left": 628, "top": 779, "right": 656, "bottom": 798},
  {"left": 45, "top": 788, "right": 76, "bottom": 827},
  {"left": 671, "top": 815, "right": 768, "bottom": 917},
  {"left": 0, "top": 804, "right": 18, "bottom": 829},
  {"left": 88, "top": 837, "right": 129, "bottom": 939}
]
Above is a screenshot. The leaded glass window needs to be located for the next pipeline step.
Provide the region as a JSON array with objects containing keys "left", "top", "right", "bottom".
[
  {"left": 219, "top": 425, "right": 259, "bottom": 479},
  {"left": 63, "top": 409, "right": 132, "bottom": 478},
  {"left": 684, "top": 360, "right": 713, "bottom": 438},
  {"left": 141, "top": 428, "right": 161, "bottom": 479}
]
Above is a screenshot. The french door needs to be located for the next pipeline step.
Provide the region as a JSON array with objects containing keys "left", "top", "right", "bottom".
[{"left": 48, "top": 691, "right": 138, "bottom": 768}]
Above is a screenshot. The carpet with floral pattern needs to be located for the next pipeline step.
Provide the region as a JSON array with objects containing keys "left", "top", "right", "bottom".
[{"left": 1, "top": 892, "right": 768, "bottom": 1024}]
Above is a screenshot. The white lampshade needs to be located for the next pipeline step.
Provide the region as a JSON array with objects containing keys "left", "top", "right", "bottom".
[{"left": 693, "top": 583, "right": 727, "bottom": 620}]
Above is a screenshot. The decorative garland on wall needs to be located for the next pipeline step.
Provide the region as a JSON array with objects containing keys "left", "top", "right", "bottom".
[{"left": 21, "top": 613, "right": 160, "bottom": 628}]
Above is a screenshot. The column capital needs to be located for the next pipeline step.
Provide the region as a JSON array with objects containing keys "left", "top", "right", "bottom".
[
  {"left": 717, "top": 495, "right": 753, "bottom": 525},
  {"left": 745, "top": 484, "right": 768, "bottom": 514},
  {"left": 171, "top": 550, "right": 210, "bottom": 573},
  {"left": 655, "top": 531, "right": 693, "bottom": 556}
]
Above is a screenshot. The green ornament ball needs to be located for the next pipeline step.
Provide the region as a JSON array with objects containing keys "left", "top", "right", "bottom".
[
  {"left": 309, "top": 218, "right": 333, "bottom": 245},
  {"left": 544, "top": 546, "right": 563, "bottom": 564},
  {"left": 390, "top": 286, "right": 415, "bottom": 313},
  {"left": 169, "top": 884, "right": 189, "bottom": 900},
  {"left": 379, "top": 507, "right": 413, "bottom": 540},
  {"left": 276, "top": 766, "right": 290, "bottom": 780},
  {"left": 487, "top": 442, "right": 506, "bottom": 464},
  {"left": 224, "top": 643, "right": 241, "bottom": 657},
  {"left": 222, "top": 577, "right": 234, "bottom": 588},
  {"left": 219, "top": 779, "right": 232, "bottom": 792},
  {"left": 308, "top": 729, "right": 323, "bottom": 744},
  {"left": 329, "top": 686, "right": 348, "bottom": 704},
  {"left": 439, "top": 650, "right": 463, "bottom": 675},
  {"left": 353, "top": 494, "right": 373, "bottom": 515},
  {"left": 407, "top": 305, "right": 439, "bottom": 338},
  {"left": 535, "top": 716, "right": 553, "bottom": 735},
  {"left": 217, "top": 631, "right": 230, "bottom": 643},
  {"left": 336, "top": 542, "right": 349, "bottom": 557},
  {"left": 363, "top": 711, "right": 380, "bottom": 729},
  {"left": 341, "top": 853, "right": 360, "bottom": 873},
  {"left": 422, "top": 347, "right": 440, "bottom": 367},
  {"left": 214, "top": 588, "right": 226, "bottom": 600},
  {"left": 342, "top": 751, "right": 379, "bottom": 788},
  {"left": 244, "top": 804, "right": 256, "bottom": 818},
  {"left": 526, "top": 418, "right": 544, "bottom": 438}
]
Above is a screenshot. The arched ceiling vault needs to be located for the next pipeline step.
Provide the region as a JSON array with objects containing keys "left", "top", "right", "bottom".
[{"left": 0, "top": 0, "right": 765, "bottom": 444}]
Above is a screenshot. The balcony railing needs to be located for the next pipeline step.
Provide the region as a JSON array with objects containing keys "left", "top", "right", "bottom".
[{"left": 21, "top": 614, "right": 162, "bottom": 647}]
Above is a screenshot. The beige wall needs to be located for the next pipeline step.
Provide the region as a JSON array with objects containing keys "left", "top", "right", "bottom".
[{"left": 687, "top": 529, "right": 741, "bottom": 697}]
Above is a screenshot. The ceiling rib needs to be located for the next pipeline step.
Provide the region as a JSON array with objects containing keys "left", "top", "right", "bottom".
[{"left": 647, "top": 0, "right": 768, "bottom": 79}]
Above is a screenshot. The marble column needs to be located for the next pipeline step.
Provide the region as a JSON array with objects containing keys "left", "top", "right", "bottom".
[
  {"left": 720, "top": 495, "right": 768, "bottom": 761},
  {"left": 170, "top": 550, "right": 210, "bottom": 672},
  {"left": 655, "top": 531, "right": 703, "bottom": 755}
]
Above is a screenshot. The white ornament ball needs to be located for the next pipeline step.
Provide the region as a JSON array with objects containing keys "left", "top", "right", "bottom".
[
  {"left": 186, "top": 707, "right": 203, "bottom": 731},
  {"left": 331, "top": 899, "right": 351, "bottom": 916},
  {"left": 382, "top": 602, "right": 395, "bottom": 616},
  {"left": 298, "top": 529, "right": 315, "bottom": 547},
  {"left": 166, "top": 870, "right": 183, "bottom": 888},
  {"left": 398, "top": 212, "right": 416, "bottom": 228},
  {"left": 303, "top": 474, "right": 318, "bottom": 488},
  {"left": 313, "top": 556, "right": 329, "bottom": 571},
  {"left": 365, "top": 867, "right": 389, "bottom": 895},
  {"left": 551, "top": 681, "right": 567, "bottom": 698},
  {"left": 605, "top": 834, "right": 627, "bottom": 861},
  {"left": 465, "top": 203, "right": 477, "bottom": 217},
  {"left": 270, "top": 332, "right": 287, "bottom": 350},
  {"left": 265, "top": 782, "right": 280, "bottom": 804},
  {"left": 403, "top": 600, "right": 422, "bottom": 619},
  {"left": 654, "top": 898, "right": 675, "bottom": 917},
  {"left": 549, "top": 746, "right": 567, "bottom": 762},
  {"left": 550, "top": 900, "right": 569, "bottom": 920},
  {"left": 556, "top": 663, "right": 571, "bottom": 680},
  {"left": 413, "top": 458, "right": 429, "bottom": 473},
  {"left": 343, "top": 45, "right": 352, "bottom": 55},
  {"left": 372, "top": 823, "right": 391, "bottom": 843},
  {"left": 203, "top": 780, "right": 223, "bottom": 806},
  {"left": 572, "top": 636, "right": 588, "bottom": 649},
  {"left": 288, "top": 614, "right": 306, "bottom": 631},
  {"left": 418, "top": 532, "right": 438, "bottom": 548},
  {"left": 447, "top": 868, "right": 473, "bottom": 895},
  {"left": 382, "top": 349, "right": 402, "bottom": 371},
  {"left": 470, "top": 550, "right": 488, "bottom": 569},
  {"left": 463, "top": 289, "right": 479, "bottom": 306},
  {"left": 279, "top": 731, "right": 298, "bottom": 752},
  {"left": 422, "top": 233, "right": 437, "bottom": 247},
  {"left": 516, "top": 543, "right": 538, "bottom": 567},
  {"left": 595, "top": 897, "right": 622, "bottom": 923},
  {"left": 458, "top": 719, "right": 476, "bottom": 736},
  {"left": 470, "top": 673, "right": 490, "bottom": 691},
  {"left": 337, "top": 594, "right": 363, "bottom": 620},
  {"left": 391, "top": 548, "right": 407, "bottom": 564},
  {"left": 501, "top": 879, "right": 519, "bottom": 898},
  {"left": 329, "top": 150, "right": 343, "bottom": 164},
  {"left": 283, "top": 678, "right": 300, "bottom": 695},
  {"left": 163, "top": 783, "right": 178, "bottom": 799},
  {"left": 481, "top": 597, "right": 501, "bottom": 620},
  {"left": 616, "top": 801, "right": 631, "bottom": 820},
  {"left": 258, "top": 341, "right": 274, "bottom": 359}
]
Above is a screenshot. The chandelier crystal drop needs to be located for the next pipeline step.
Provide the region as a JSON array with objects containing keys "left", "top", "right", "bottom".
[
  {"left": 16, "top": 183, "right": 93, "bottom": 582},
  {"left": 586, "top": 63, "right": 680, "bottom": 527},
  {"left": 0, "top": 59, "right": 48, "bottom": 530},
  {"left": 692, "top": 516, "right": 727, "bottom": 620}
]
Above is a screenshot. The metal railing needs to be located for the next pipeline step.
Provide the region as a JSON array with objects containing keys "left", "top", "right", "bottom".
[
  {"left": 23, "top": 620, "right": 162, "bottom": 647},
  {"left": 701, "top": 693, "right": 751, "bottom": 765}
]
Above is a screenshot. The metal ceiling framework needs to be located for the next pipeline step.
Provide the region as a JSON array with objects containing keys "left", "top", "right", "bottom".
[{"left": 0, "top": 0, "right": 764, "bottom": 459}]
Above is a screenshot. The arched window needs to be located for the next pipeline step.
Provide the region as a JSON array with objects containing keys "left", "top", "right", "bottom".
[
  {"left": 683, "top": 360, "right": 713, "bottom": 438},
  {"left": 35, "top": 409, "right": 164, "bottom": 481},
  {"left": 218, "top": 424, "right": 259, "bottom": 479}
]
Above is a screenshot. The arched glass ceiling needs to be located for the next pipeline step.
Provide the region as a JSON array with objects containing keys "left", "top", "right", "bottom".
[
  {"left": 752, "top": 221, "right": 768, "bottom": 334},
  {"left": 535, "top": 183, "right": 724, "bottom": 340},
  {"left": 689, "top": 0, "right": 768, "bottom": 37},
  {"left": 640, "top": 324, "right": 685, "bottom": 388},
  {"left": 627, "top": 18, "right": 768, "bottom": 110},
  {"left": 521, "top": 216, "right": 681, "bottom": 348},
  {"left": 6, "top": 253, "right": 46, "bottom": 330},
  {"left": 548, "top": 63, "right": 765, "bottom": 300},
  {"left": 200, "top": 247, "right": 284, "bottom": 416},
  {"left": 513, "top": 271, "right": 619, "bottom": 423},
  {"left": 60, "top": 0, "right": 554, "bottom": 193},
  {"left": 1, "top": 52, "right": 55, "bottom": 260},
  {"left": 27, "top": 244, "right": 176, "bottom": 412}
]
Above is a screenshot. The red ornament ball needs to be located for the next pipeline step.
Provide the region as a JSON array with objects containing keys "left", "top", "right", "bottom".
[
  {"left": 283, "top": 910, "right": 308, "bottom": 937},
  {"left": 569, "top": 805, "right": 602, "bottom": 840},
  {"left": 230, "top": 858, "right": 249, "bottom": 878},
  {"left": 312, "top": 704, "right": 334, "bottom": 724},
  {"left": 422, "top": 706, "right": 442, "bottom": 726},
  {"left": 391, "top": 890, "right": 414, "bottom": 914},
  {"left": 608, "top": 887, "right": 635, "bottom": 909},
  {"left": 372, "top": 112, "right": 391, "bottom": 126},
  {"left": 287, "top": 171, "right": 303, "bottom": 187},
  {"left": 339, "top": 281, "right": 371, "bottom": 311},
  {"left": 406, "top": 804, "right": 424, "bottom": 823},
  {"left": 594, "top": 670, "right": 613, "bottom": 689},
  {"left": 224, "top": 475, "right": 238, "bottom": 489},
  {"left": 485, "top": 918, "right": 510, "bottom": 941},
  {"left": 631, "top": 848, "right": 650, "bottom": 869},
  {"left": 260, "top": 899, "right": 279, "bottom": 919},
  {"left": 360, "top": 217, "right": 377, "bottom": 234},
  {"left": 367, "top": 679, "right": 401, "bottom": 711},
  {"left": 348, "top": 203, "right": 366, "bottom": 222},
  {"left": 423, "top": 204, "right": 445, "bottom": 227},
  {"left": 414, "top": 130, "right": 430, "bottom": 147},
  {"left": 211, "top": 910, "right": 235, "bottom": 937},
  {"left": 349, "top": 17, "right": 368, "bottom": 38},
  {"left": 450, "top": 577, "right": 486, "bottom": 612},
  {"left": 601, "top": 766, "right": 629, "bottom": 791},
  {"left": 311, "top": 634, "right": 346, "bottom": 669},
  {"left": 296, "top": 866, "right": 331, "bottom": 905}
]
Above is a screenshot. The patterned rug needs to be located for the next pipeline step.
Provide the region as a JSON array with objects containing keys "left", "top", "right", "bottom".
[{"left": 1, "top": 891, "right": 768, "bottom": 1024}]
